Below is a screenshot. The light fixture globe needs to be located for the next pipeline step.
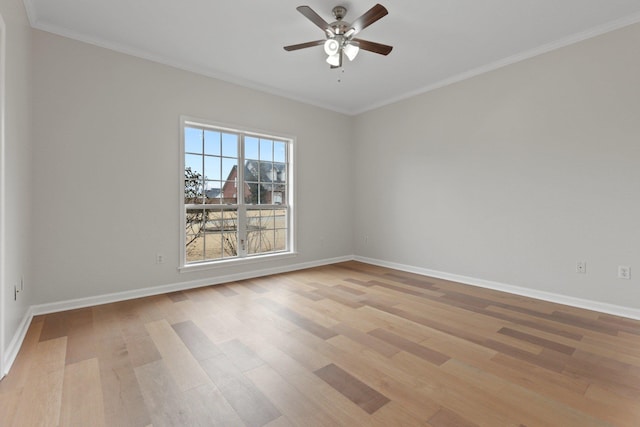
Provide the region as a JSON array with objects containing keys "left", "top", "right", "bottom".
[
  {"left": 324, "top": 39, "right": 340, "bottom": 56},
  {"left": 343, "top": 43, "right": 359, "bottom": 61},
  {"left": 326, "top": 53, "right": 341, "bottom": 66}
]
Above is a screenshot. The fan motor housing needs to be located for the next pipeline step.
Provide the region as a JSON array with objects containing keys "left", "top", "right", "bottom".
[{"left": 332, "top": 6, "right": 347, "bottom": 20}]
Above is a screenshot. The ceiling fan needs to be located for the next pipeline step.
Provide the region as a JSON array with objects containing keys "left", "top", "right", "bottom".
[{"left": 284, "top": 4, "right": 393, "bottom": 68}]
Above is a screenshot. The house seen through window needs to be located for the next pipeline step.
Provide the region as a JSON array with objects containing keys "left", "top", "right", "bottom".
[{"left": 182, "top": 119, "right": 292, "bottom": 265}]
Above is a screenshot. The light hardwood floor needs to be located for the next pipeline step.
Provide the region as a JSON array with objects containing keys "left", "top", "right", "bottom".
[{"left": 1, "top": 261, "right": 639, "bottom": 426}]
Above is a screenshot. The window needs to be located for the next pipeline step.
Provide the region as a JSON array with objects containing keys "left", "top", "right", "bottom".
[{"left": 181, "top": 118, "right": 293, "bottom": 267}]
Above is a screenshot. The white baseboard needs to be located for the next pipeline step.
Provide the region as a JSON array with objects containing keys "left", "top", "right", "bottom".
[
  {"left": 30, "top": 255, "right": 353, "bottom": 316},
  {"left": 3, "top": 307, "right": 33, "bottom": 377},
  {"left": 354, "top": 255, "right": 640, "bottom": 321}
]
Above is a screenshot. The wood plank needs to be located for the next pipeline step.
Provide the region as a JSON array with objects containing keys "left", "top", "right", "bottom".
[
  {"left": 135, "top": 360, "right": 203, "bottom": 426},
  {"left": 498, "top": 327, "right": 576, "bottom": 355},
  {"left": 145, "top": 319, "right": 211, "bottom": 391},
  {"left": 368, "top": 328, "right": 450, "bottom": 366},
  {"left": 0, "top": 319, "right": 44, "bottom": 393},
  {"left": 259, "top": 298, "right": 338, "bottom": 340},
  {"left": 212, "top": 283, "right": 239, "bottom": 297},
  {"left": 172, "top": 319, "right": 222, "bottom": 361},
  {"left": 218, "top": 338, "right": 265, "bottom": 372},
  {"left": 59, "top": 358, "right": 106, "bottom": 427},
  {"left": 166, "top": 291, "right": 188, "bottom": 302},
  {"left": 183, "top": 383, "right": 247, "bottom": 426},
  {"left": 332, "top": 323, "right": 400, "bottom": 358},
  {"left": 264, "top": 416, "right": 297, "bottom": 427},
  {"left": 200, "top": 353, "right": 281, "bottom": 427},
  {"left": 246, "top": 363, "right": 340, "bottom": 426},
  {"left": 0, "top": 390, "right": 21, "bottom": 426},
  {"left": 12, "top": 337, "right": 67, "bottom": 427},
  {"left": 428, "top": 407, "right": 479, "bottom": 427},
  {"left": 370, "top": 401, "right": 430, "bottom": 427},
  {"left": 39, "top": 311, "right": 71, "bottom": 342},
  {"left": 314, "top": 363, "right": 390, "bottom": 415},
  {"left": 244, "top": 336, "right": 373, "bottom": 426},
  {"left": 93, "top": 304, "right": 152, "bottom": 427},
  {"left": 63, "top": 308, "right": 97, "bottom": 365}
]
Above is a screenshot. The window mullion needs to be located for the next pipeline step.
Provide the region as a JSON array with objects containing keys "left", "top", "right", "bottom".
[{"left": 237, "top": 134, "right": 246, "bottom": 257}]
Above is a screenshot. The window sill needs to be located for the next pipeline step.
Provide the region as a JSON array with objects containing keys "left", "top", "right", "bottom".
[{"left": 178, "top": 251, "right": 298, "bottom": 273}]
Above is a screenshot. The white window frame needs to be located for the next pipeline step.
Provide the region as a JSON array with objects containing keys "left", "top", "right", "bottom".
[{"left": 179, "top": 116, "right": 296, "bottom": 271}]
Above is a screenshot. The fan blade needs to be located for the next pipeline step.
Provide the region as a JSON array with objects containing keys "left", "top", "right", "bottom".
[
  {"left": 352, "top": 38, "right": 393, "bottom": 55},
  {"left": 284, "top": 40, "right": 325, "bottom": 51},
  {"left": 350, "top": 4, "right": 388, "bottom": 34},
  {"left": 296, "top": 6, "right": 334, "bottom": 35}
]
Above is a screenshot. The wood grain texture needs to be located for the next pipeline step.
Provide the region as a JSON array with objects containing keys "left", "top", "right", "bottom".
[
  {"left": 59, "top": 358, "right": 105, "bottom": 427},
  {"left": 1, "top": 261, "right": 639, "bottom": 426},
  {"left": 314, "top": 363, "right": 390, "bottom": 414}
]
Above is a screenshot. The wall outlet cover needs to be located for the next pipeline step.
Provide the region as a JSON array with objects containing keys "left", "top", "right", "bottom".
[{"left": 618, "top": 265, "right": 631, "bottom": 280}]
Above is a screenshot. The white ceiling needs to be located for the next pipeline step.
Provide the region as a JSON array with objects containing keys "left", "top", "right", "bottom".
[{"left": 24, "top": 0, "right": 640, "bottom": 115}]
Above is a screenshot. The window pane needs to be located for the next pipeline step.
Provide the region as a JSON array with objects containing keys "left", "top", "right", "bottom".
[
  {"left": 221, "top": 158, "right": 237, "bottom": 181},
  {"left": 186, "top": 208, "right": 204, "bottom": 234},
  {"left": 220, "top": 184, "right": 237, "bottom": 204},
  {"left": 186, "top": 234, "right": 204, "bottom": 263},
  {"left": 185, "top": 170, "right": 203, "bottom": 204},
  {"left": 244, "top": 160, "right": 259, "bottom": 182},
  {"left": 204, "top": 155, "right": 221, "bottom": 181},
  {"left": 274, "top": 163, "right": 286, "bottom": 184},
  {"left": 246, "top": 209, "right": 259, "bottom": 231},
  {"left": 244, "top": 181, "right": 259, "bottom": 204},
  {"left": 274, "top": 141, "right": 286, "bottom": 163},
  {"left": 204, "top": 233, "right": 223, "bottom": 260},
  {"left": 185, "top": 127, "right": 202, "bottom": 154},
  {"left": 203, "top": 210, "right": 222, "bottom": 232},
  {"left": 222, "top": 233, "right": 238, "bottom": 257},
  {"left": 204, "top": 130, "right": 220, "bottom": 155},
  {"left": 222, "top": 133, "right": 238, "bottom": 157},
  {"left": 245, "top": 137, "right": 259, "bottom": 160},
  {"left": 204, "top": 181, "right": 222, "bottom": 203},
  {"left": 259, "top": 139, "right": 272, "bottom": 161},
  {"left": 185, "top": 154, "right": 203, "bottom": 177},
  {"left": 186, "top": 208, "right": 205, "bottom": 262},
  {"left": 274, "top": 207, "right": 287, "bottom": 252},
  {"left": 246, "top": 231, "right": 261, "bottom": 255},
  {"left": 257, "top": 184, "right": 282, "bottom": 205},
  {"left": 273, "top": 229, "right": 286, "bottom": 252},
  {"left": 223, "top": 210, "right": 238, "bottom": 228},
  {"left": 274, "top": 209, "right": 287, "bottom": 229},
  {"left": 260, "top": 209, "right": 275, "bottom": 229}
]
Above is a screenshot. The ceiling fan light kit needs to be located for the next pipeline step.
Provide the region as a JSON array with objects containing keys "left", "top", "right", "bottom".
[{"left": 284, "top": 4, "right": 393, "bottom": 69}]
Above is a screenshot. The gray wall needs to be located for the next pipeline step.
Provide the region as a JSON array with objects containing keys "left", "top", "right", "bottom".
[
  {"left": 1, "top": 0, "right": 33, "bottom": 366},
  {"left": 31, "top": 30, "right": 354, "bottom": 304},
  {"left": 353, "top": 23, "right": 640, "bottom": 309}
]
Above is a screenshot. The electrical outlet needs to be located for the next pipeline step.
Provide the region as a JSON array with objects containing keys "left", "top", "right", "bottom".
[
  {"left": 576, "top": 261, "right": 586, "bottom": 274},
  {"left": 156, "top": 253, "right": 165, "bottom": 264},
  {"left": 618, "top": 265, "right": 631, "bottom": 280}
]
